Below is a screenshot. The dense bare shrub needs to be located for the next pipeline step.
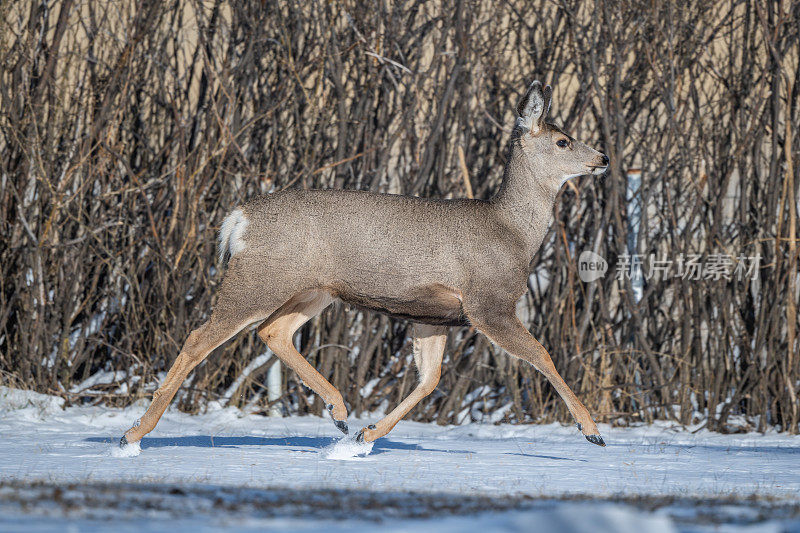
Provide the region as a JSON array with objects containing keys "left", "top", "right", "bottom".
[{"left": 1, "top": 0, "right": 798, "bottom": 432}]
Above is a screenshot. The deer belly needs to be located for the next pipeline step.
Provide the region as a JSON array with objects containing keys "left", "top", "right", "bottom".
[{"left": 332, "top": 283, "right": 467, "bottom": 326}]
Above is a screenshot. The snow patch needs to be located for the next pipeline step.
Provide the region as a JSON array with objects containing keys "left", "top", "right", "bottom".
[
  {"left": 324, "top": 436, "right": 374, "bottom": 460},
  {"left": 70, "top": 370, "right": 128, "bottom": 393},
  {"left": 111, "top": 441, "right": 141, "bottom": 458},
  {"left": 1, "top": 387, "right": 799, "bottom": 504},
  {"left": 222, "top": 350, "right": 274, "bottom": 402},
  {"left": 0, "top": 386, "right": 64, "bottom": 417},
  {"left": 359, "top": 377, "right": 380, "bottom": 397}
]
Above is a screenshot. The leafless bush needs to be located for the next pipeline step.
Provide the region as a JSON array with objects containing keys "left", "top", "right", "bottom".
[{"left": 1, "top": 0, "right": 798, "bottom": 432}]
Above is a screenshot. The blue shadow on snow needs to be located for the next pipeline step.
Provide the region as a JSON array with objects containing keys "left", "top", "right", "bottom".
[{"left": 85, "top": 435, "right": 473, "bottom": 455}]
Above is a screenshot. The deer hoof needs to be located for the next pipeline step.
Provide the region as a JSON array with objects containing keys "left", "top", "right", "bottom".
[
  {"left": 356, "top": 425, "right": 378, "bottom": 443},
  {"left": 334, "top": 419, "right": 349, "bottom": 435},
  {"left": 585, "top": 434, "right": 606, "bottom": 447},
  {"left": 327, "top": 404, "right": 349, "bottom": 434},
  {"left": 119, "top": 435, "right": 129, "bottom": 448}
]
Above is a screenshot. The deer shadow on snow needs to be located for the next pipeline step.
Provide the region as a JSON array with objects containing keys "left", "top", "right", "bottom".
[
  {"left": 86, "top": 434, "right": 588, "bottom": 461},
  {"left": 85, "top": 434, "right": 474, "bottom": 456}
]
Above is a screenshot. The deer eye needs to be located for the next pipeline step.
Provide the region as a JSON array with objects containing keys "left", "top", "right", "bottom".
[{"left": 556, "top": 139, "right": 569, "bottom": 148}]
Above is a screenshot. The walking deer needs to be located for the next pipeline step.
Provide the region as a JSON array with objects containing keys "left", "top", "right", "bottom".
[{"left": 120, "top": 80, "right": 609, "bottom": 449}]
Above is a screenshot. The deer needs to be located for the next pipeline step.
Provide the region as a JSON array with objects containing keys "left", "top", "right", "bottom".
[{"left": 119, "top": 80, "right": 609, "bottom": 450}]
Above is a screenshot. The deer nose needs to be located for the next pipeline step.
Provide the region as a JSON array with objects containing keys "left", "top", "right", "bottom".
[{"left": 601, "top": 154, "right": 609, "bottom": 166}]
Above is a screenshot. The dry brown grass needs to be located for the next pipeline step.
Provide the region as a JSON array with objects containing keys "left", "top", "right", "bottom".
[{"left": 1, "top": 0, "right": 798, "bottom": 432}]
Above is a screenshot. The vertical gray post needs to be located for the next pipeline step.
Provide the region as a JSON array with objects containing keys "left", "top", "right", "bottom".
[
  {"left": 626, "top": 168, "right": 643, "bottom": 303},
  {"left": 626, "top": 168, "right": 644, "bottom": 413},
  {"left": 267, "top": 359, "right": 282, "bottom": 417}
]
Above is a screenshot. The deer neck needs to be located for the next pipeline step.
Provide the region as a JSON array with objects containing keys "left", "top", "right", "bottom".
[{"left": 491, "top": 140, "right": 559, "bottom": 256}]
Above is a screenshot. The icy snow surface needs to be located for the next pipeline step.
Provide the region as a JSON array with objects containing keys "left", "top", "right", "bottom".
[{"left": 0, "top": 387, "right": 798, "bottom": 532}]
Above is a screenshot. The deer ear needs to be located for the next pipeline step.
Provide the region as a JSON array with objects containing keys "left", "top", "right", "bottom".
[
  {"left": 516, "top": 81, "right": 545, "bottom": 134},
  {"left": 542, "top": 84, "right": 552, "bottom": 120}
]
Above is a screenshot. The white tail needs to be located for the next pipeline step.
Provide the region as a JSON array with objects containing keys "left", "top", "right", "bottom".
[{"left": 217, "top": 208, "right": 249, "bottom": 264}]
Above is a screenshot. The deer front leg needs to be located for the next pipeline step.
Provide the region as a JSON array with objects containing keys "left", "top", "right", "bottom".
[
  {"left": 466, "top": 307, "right": 605, "bottom": 446},
  {"left": 357, "top": 324, "right": 447, "bottom": 443}
]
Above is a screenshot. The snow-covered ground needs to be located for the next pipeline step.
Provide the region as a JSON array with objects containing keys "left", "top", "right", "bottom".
[{"left": 1, "top": 387, "right": 798, "bottom": 532}]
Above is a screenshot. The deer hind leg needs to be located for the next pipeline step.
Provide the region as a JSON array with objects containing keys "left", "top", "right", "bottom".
[
  {"left": 256, "top": 290, "right": 348, "bottom": 433},
  {"left": 466, "top": 305, "right": 605, "bottom": 446},
  {"left": 357, "top": 324, "right": 447, "bottom": 443},
  {"left": 121, "top": 310, "right": 268, "bottom": 446},
  {"left": 120, "top": 262, "right": 290, "bottom": 447}
]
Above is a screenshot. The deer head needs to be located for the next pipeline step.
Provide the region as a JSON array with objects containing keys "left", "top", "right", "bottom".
[{"left": 514, "top": 81, "right": 608, "bottom": 190}]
